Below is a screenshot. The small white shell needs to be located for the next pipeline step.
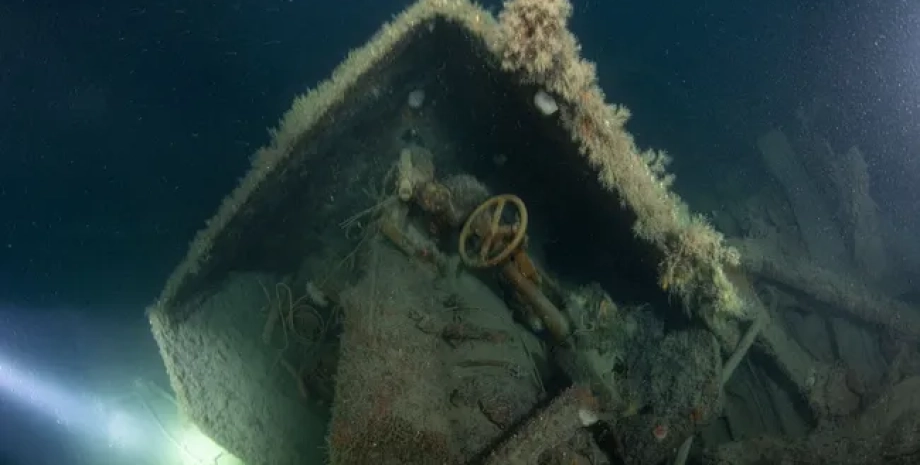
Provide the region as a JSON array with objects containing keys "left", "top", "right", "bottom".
[{"left": 533, "top": 89, "right": 558, "bottom": 116}]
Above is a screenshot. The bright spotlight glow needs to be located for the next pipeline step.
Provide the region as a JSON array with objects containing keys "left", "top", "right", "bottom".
[
  {"left": 106, "top": 408, "right": 144, "bottom": 450},
  {"left": 0, "top": 354, "right": 98, "bottom": 433},
  {"left": 0, "top": 352, "right": 245, "bottom": 464},
  {"left": 177, "top": 424, "right": 244, "bottom": 465}
]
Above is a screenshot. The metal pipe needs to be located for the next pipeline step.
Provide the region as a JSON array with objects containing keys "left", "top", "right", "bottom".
[{"left": 502, "top": 262, "right": 570, "bottom": 343}]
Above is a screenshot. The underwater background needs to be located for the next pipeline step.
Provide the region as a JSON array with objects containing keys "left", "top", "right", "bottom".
[{"left": 0, "top": 0, "right": 917, "bottom": 464}]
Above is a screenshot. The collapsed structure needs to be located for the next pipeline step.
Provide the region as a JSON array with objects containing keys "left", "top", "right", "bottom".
[{"left": 146, "top": 0, "right": 920, "bottom": 463}]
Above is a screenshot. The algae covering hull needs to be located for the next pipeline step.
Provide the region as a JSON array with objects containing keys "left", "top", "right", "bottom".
[{"left": 147, "top": 1, "right": 743, "bottom": 464}]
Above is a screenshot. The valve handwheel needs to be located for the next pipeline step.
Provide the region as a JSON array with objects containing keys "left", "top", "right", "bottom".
[{"left": 459, "top": 194, "right": 529, "bottom": 268}]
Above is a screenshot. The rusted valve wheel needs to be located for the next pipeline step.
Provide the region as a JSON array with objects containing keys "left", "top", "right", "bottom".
[{"left": 459, "top": 194, "right": 528, "bottom": 268}]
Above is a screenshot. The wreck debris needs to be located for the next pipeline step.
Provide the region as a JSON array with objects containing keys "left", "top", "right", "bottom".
[
  {"left": 706, "top": 376, "right": 920, "bottom": 464},
  {"left": 756, "top": 130, "right": 849, "bottom": 271},
  {"left": 142, "top": 0, "right": 853, "bottom": 461},
  {"left": 720, "top": 308, "right": 768, "bottom": 386},
  {"left": 737, "top": 237, "right": 920, "bottom": 340},
  {"left": 699, "top": 111, "right": 920, "bottom": 463},
  {"left": 484, "top": 386, "right": 599, "bottom": 465}
]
